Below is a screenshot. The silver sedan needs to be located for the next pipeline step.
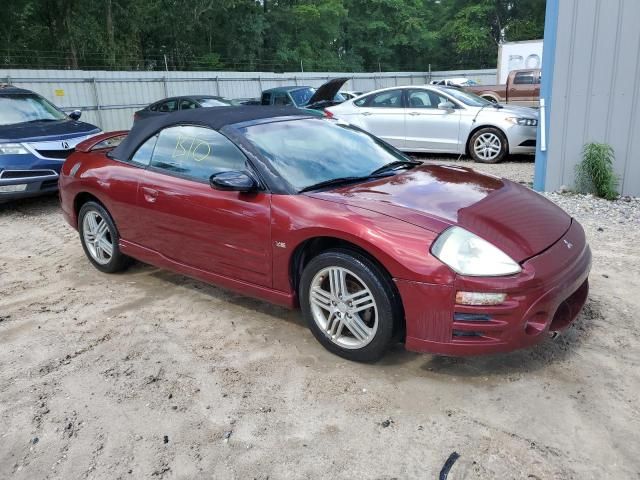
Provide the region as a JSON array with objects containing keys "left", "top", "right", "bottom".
[{"left": 325, "top": 85, "right": 538, "bottom": 163}]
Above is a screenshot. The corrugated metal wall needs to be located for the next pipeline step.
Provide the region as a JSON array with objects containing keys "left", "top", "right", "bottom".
[
  {"left": 0, "top": 68, "right": 496, "bottom": 131},
  {"left": 545, "top": 0, "right": 640, "bottom": 196}
]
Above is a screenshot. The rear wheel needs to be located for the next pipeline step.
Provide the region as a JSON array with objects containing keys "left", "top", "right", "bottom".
[
  {"left": 78, "top": 201, "right": 130, "bottom": 273},
  {"left": 300, "top": 249, "right": 400, "bottom": 362},
  {"left": 469, "top": 127, "right": 508, "bottom": 163}
]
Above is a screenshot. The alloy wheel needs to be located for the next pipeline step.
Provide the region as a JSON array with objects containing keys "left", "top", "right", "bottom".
[
  {"left": 82, "top": 210, "right": 114, "bottom": 265},
  {"left": 309, "top": 266, "right": 378, "bottom": 349},
  {"left": 473, "top": 132, "right": 502, "bottom": 161}
]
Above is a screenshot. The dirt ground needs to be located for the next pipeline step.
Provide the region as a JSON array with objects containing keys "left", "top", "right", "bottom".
[{"left": 1, "top": 159, "right": 639, "bottom": 480}]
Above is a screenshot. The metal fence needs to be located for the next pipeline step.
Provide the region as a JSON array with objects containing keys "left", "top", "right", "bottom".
[{"left": 1, "top": 68, "right": 497, "bottom": 131}]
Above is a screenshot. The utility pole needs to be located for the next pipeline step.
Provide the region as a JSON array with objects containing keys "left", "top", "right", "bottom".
[{"left": 300, "top": 60, "right": 304, "bottom": 73}]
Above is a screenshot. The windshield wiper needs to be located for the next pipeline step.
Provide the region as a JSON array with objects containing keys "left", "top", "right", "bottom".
[
  {"left": 23, "top": 118, "right": 60, "bottom": 123},
  {"left": 299, "top": 174, "right": 391, "bottom": 193},
  {"left": 369, "top": 159, "right": 421, "bottom": 176}
]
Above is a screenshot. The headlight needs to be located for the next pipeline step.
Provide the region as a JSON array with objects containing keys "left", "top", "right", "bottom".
[
  {"left": 0, "top": 143, "right": 29, "bottom": 155},
  {"left": 506, "top": 117, "right": 538, "bottom": 127},
  {"left": 431, "top": 226, "right": 521, "bottom": 276}
]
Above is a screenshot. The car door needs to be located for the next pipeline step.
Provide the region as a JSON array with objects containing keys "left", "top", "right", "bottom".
[
  {"left": 351, "top": 89, "right": 406, "bottom": 148},
  {"left": 404, "top": 89, "right": 461, "bottom": 153},
  {"left": 135, "top": 125, "right": 272, "bottom": 287},
  {"left": 509, "top": 71, "right": 538, "bottom": 107}
]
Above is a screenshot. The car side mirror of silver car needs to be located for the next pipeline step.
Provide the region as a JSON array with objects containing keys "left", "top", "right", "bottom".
[
  {"left": 438, "top": 101, "right": 455, "bottom": 111},
  {"left": 68, "top": 109, "right": 82, "bottom": 120},
  {"left": 209, "top": 171, "right": 258, "bottom": 193}
]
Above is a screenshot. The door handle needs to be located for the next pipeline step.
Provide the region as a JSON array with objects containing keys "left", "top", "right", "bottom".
[
  {"left": 408, "top": 111, "right": 421, "bottom": 116},
  {"left": 362, "top": 111, "right": 372, "bottom": 116},
  {"left": 141, "top": 186, "right": 158, "bottom": 203}
]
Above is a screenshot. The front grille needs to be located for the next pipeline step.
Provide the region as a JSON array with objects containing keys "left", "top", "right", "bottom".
[
  {"left": 0, "top": 169, "right": 57, "bottom": 179},
  {"left": 453, "top": 313, "right": 491, "bottom": 322},
  {"left": 452, "top": 330, "right": 483, "bottom": 338},
  {"left": 40, "top": 179, "right": 59, "bottom": 190},
  {"left": 35, "top": 148, "right": 75, "bottom": 159}
]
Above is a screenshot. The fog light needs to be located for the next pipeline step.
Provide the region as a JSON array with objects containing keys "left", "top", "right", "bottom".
[
  {"left": 0, "top": 184, "right": 27, "bottom": 193},
  {"left": 455, "top": 291, "right": 506, "bottom": 306}
]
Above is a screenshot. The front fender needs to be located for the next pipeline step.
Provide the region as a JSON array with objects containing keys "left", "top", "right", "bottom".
[{"left": 270, "top": 195, "right": 455, "bottom": 294}]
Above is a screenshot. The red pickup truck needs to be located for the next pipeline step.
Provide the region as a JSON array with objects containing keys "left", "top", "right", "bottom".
[{"left": 465, "top": 69, "right": 541, "bottom": 107}]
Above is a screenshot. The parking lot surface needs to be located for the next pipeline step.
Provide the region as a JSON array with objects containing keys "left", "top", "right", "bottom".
[{"left": 1, "top": 159, "right": 639, "bottom": 479}]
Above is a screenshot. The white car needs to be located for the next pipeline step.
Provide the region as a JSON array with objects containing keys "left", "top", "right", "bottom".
[
  {"left": 339, "top": 90, "right": 366, "bottom": 100},
  {"left": 325, "top": 85, "right": 538, "bottom": 163},
  {"left": 430, "top": 77, "right": 478, "bottom": 87}
]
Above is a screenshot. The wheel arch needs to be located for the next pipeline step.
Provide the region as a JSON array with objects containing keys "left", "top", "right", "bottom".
[
  {"left": 73, "top": 192, "right": 109, "bottom": 227},
  {"left": 465, "top": 124, "right": 510, "bottom": 156},
  {"left": 289, "top": 235, "right": 405, "bottom": 336}
]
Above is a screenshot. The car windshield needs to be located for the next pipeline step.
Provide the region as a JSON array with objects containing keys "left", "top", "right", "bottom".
[
  {"left": 0, "top": 93, "right": 67, "bottom": 125},
  {"left": 442, "top": 87, "right": 491, "bottom": 107},
  {"left": 289, "top": 88, "right": 315, "bottom": 106},
  {"left": 241, "top": 118, "right": 410, "bottom": 191},
  {"left": 197, "top": 97, "right": 232, "bottom": 107}
]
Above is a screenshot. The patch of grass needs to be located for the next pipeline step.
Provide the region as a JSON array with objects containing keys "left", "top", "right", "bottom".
[{"left": 575, "top": 143, "right": 619, "bottom": 200}]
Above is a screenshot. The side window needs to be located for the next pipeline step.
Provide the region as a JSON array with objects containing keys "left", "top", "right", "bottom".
[
  {"left": 353, "top": 95, "right": 369, "bottom": 107},
  {"left": 130, "top": 134, "right": 158, "bottom": 166},
  {"left": 159, "top": 100, "right": 177, "bottom": 112},
  {"left": 368, "top": 90, "right": 403, "bottom": 108},
  {"left": 407, "top": 90, "right": 451, "bottom": 109},
  {"left": 261, "top": 92, "right": 272, "bottom": 105},
  {"left": 179, "top": 99, "right": 196, "bottom": 110},
  {"left": 407, "top": 90, "right": 435, "bottom": 108},
  {"left": 513, "top": 72, "right": 535, "bottom": 85},
  {"left": 273, "top": 92, "right": 292, "bottom": 106},
  {"left": 150, "top": 126, "right": 247, "bottom": 182}
]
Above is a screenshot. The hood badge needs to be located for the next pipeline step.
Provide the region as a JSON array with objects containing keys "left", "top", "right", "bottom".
[
  {"left": 563, "top": 239, "right": 573, "bottom": 249},
  {"left": 61, "top": 141, "right": 70, "bottom": 149}
]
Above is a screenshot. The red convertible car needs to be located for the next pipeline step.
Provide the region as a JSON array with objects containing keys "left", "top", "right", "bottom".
[{"left": 59, "top": 106, "right": 591, "bottom": 362}]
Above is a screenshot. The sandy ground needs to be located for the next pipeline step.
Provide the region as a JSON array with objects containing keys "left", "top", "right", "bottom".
[{"left": 1, "top": 159, "right": 639, "bottom": 480}]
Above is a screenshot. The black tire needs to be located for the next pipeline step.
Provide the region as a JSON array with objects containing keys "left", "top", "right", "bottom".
[
  {"left": 299, "top": 248, "right": 402, "bottom": 362},
  {"left": 468, "top": 127, "right": 508, "bottom": 164},
  {"left": 78, "top": 201, "right": 130, "bottom": 273}
]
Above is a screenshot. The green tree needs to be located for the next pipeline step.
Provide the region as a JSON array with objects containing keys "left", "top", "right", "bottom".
[{"left": 0, "top": 0, "right": 547, "bottom": 72}]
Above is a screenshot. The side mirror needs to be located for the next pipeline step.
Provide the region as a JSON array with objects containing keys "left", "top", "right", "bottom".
[
  {"left": 438, "top": 101, "right": 455, "bottom": 111},
  {"left": 69, "top": 109, "right": 82, "bottom": 120},
  {"left": 209, "top": 171, "right": 258, "bottom": 193}
]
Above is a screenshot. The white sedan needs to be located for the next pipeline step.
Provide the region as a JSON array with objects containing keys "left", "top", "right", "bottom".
[{"left": 325, "top": 85, "right": 538, "bottom": 163}]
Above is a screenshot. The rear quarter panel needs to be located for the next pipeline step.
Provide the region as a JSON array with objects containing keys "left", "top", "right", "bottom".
[{"left": 59, "top": 150, "right": 141, "bottom": 237}]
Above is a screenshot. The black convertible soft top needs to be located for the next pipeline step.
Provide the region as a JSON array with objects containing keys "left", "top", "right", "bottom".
[{"left": 111, "top": 105, "right": 311, "bottom": 160}]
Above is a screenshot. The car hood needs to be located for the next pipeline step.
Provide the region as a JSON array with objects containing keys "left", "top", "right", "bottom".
[
  {"left": 306, "top": 77, "right": 349, "bottom": 106},
  {"left": 488, "top": 104, "right": 539, "bottom": 118},
  {"left": 306, "top": 164, "right": 571, "bottom": 262},
  {"left": 0, "top": 119, "right": 100, "bottom": 142}
]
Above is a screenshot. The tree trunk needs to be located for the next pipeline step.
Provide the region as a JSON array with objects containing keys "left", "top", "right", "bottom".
[{"left": 106, "top": 0, "right": 116, "bottom": 66}]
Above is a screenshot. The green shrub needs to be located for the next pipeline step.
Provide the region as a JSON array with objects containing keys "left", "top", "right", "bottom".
[{"left": 575, "top": 143, "right": 619, "bottom": 200}]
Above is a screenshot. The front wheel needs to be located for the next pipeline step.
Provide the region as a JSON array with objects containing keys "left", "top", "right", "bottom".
[
  {"left": 299, "top": 249, "right": 401, "bottom": 362},
  {"left": 78, "top": 201, "right": 130, "bottom": 273},
  {"left": 469, "top": 127, "right": 508, "bottom": 163}
]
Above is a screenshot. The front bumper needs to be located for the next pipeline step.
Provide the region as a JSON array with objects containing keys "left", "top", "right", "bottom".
[
  {"left": 0, "top": 169, "right": 60, "bottom": 203},
  {"left": 506, "top": 124, "right": 537, "bottom": 154},
  {"left": 399, "top": 220, "right": 591, "bottom": 355}
]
